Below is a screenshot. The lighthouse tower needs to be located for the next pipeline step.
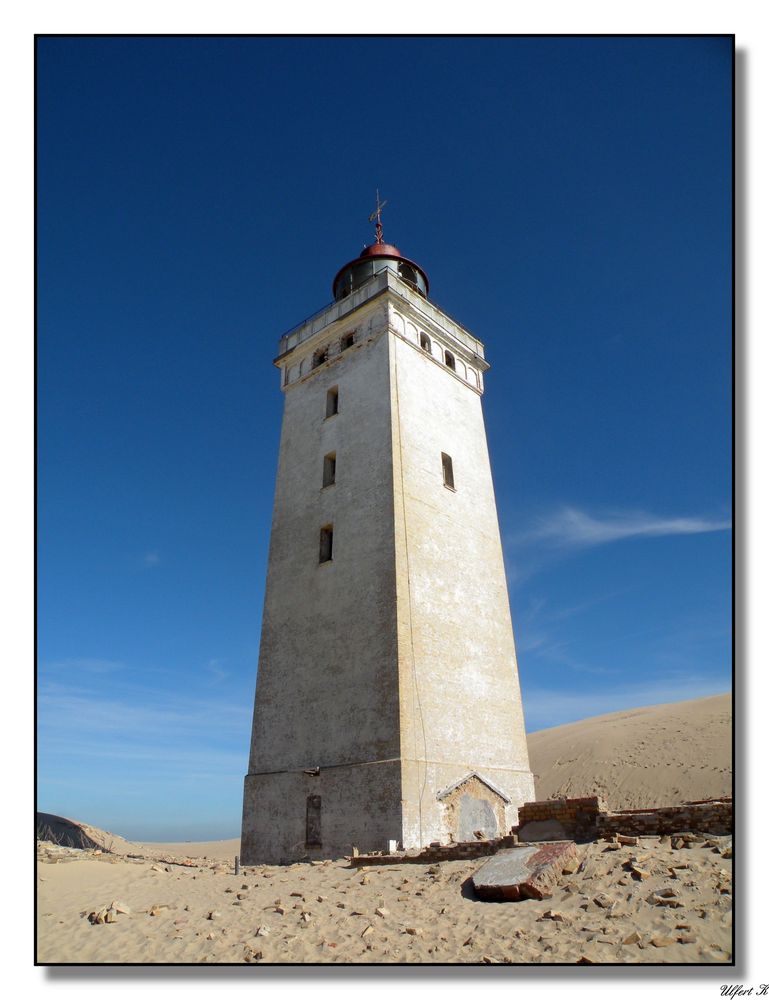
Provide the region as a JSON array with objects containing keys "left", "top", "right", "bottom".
[{"left": 241, "top": 206, "right": 535, "bottom": 863}]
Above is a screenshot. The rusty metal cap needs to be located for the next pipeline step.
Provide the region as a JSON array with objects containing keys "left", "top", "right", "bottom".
[{"left": 359, "top": 243, "right": 402, "bottom": 258}]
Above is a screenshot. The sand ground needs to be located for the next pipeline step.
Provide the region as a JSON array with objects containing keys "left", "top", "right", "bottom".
[{"left": 37, "top": 834, "right": 732, "bottom": 964}]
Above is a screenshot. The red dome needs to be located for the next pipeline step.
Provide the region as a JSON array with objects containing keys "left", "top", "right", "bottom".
[{"left": 360, "top": 243, "right": 402, "bottom": 258}]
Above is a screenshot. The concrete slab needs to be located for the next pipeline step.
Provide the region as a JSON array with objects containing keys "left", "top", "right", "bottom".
[
  {"left": 518, "top": 819, "right": 567, "bottom": 842},
  {"left": 472, "top": 841, "right": 579, "bottom": 901}
]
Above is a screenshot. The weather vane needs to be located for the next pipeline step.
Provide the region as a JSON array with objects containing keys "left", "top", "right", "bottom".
[{"left": 368, "top": 189, "right": 388, "bottom": 244}]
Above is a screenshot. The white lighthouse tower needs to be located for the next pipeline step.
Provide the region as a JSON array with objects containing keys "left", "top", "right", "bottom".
[{"left": 241, "top": 203, "right": 535, "bottom": 863}]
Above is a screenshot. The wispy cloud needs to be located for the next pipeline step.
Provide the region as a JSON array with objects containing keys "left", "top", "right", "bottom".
[
  {"left": 204, "top": 658, "right": 229, "bottom": 684},
  {"left": 38, "top": 681, "right": 250, "bottom": 744},
  {"left": 42, "top": 658, "right": 124, "bottom": 675},
  {"left": 523, "top": 676, "right": 731, "bottom": 732},
  {"left": 511, "top": 506, "right": 731, "bottom": 550}
]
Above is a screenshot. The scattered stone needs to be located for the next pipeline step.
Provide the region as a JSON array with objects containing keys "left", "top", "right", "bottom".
[
  {"left": 110, "top": 900, "right": 130, "bottom": 914},
  {"left": 648, "top": 894, "right": 683, "bottom": 908},
  {"left": 237, "top": 893, "right": 247, "bottom": 900},
  {"left": 207, "top": 911, "right": 221, "bottom": 920},
  {"left": 255, "top": 925, "right": 270, "bottom": 937},
  {"left": 405, "top": 927, "right": 423, "bottom": 937},
  {"left": 616, "top": 835, "right": 638, "bottom": 846},
  {"left": 604, "top": 843, "right": 621, "bottom": 852},
  {"left": 678, "top": 933, "right": 697, "bottom": 944},
  {"left": 361, "top": 925, "right": 374, "bottom": 939},
  {"left": 539, "top": 910, "right": 567, "bottom": 922},
  {"left": 651, "top": 936, "right": 676, "bottom": 948},
  {"left": 622, "top": 931, "right": 642, "bottom": 945},
  {"left": 274, "top": 906, "right": 286, "bottom": 915},
  {"left": 629, "top": 865, "right": 651, "bottom": 881},
  {"left": 593, "top": 893, "right": 613, "bottom": 909},
  {"left": 375, "top": 907, "right": 389, "bottom": 918}
]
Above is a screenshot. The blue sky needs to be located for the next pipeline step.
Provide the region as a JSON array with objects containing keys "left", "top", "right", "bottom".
[{"left": 37, "top": 36, "right": 731, "bottom": 841}]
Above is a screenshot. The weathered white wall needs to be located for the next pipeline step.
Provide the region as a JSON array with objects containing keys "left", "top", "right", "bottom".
[{"left": 388, "top": 302, "right": 534, "bottom": 849}]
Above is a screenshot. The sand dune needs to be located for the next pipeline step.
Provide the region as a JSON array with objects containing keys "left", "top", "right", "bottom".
[{"left": 527, "top": 693, "right": 732, "bottom": 810}]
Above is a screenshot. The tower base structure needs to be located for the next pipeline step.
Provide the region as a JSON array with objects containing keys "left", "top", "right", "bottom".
[{"left": 242, "top": 761, "right": 535, "bottom": 864}]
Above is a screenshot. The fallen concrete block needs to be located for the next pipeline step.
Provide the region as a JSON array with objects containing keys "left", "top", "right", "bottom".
[{"left": 471, "top": 842, "right": 579, "bottom": 901}]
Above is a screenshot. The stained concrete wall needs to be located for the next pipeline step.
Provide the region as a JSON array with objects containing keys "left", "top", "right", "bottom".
[
  {"left": 242, "top": 298, "right": 404, "bottom": 862},
  {"left": 242, "top": 761, "right": 403, "bottom": 864}
]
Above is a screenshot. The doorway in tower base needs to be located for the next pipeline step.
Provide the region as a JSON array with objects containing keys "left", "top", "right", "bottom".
[{"left": 437, "top": 772, "right": 511, "bottom": 842}]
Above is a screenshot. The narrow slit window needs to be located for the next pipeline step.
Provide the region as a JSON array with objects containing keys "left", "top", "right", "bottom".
[
  {"left": 305, "top": 794, "right": 322, "bottom": 847},
  {"left": 325, "top": 386, "right": 339, "bottom": 417},
  {"left": 419, "top": 333, "right": 431, "bottom": 353},
  {"left": 341, "top": 332, "right": 355, "bottom": 351},
  {"left": 319, "top": 524, "right": 333, "bottom": 563},
  {"left": 323, "top": 452, "right": 336, "bottom": 487},
  {"left": 441, "top": 453, "right": 455, "bottom": 490},
  {"left": 444, "top": 350, "right": 456, "bottom": 371}
]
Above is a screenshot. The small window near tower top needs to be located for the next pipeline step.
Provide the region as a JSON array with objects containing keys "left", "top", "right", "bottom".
[
  {"left": 323, "top": 453, "right": 336, "bottom": 488},
  {"left": 325, "top": 387, "right": 339, "bottom": 417},
  {"left": 445, "top": 351, "right": 456, "bottom": 372},
  {"left": 419, "top": 333, "right": 431, "bottom": 353},
  {"left": 313, "top": 347, "right": 328, "bottom": 369},
  {"left": 341, "top": 332, "right": 355, "bottom": 351},
  {"left": 319, "top": 525, "right": 333, "bottom": 563},
  {"left": 442, "top": 453, "right": 455, "bottom": 491}
]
